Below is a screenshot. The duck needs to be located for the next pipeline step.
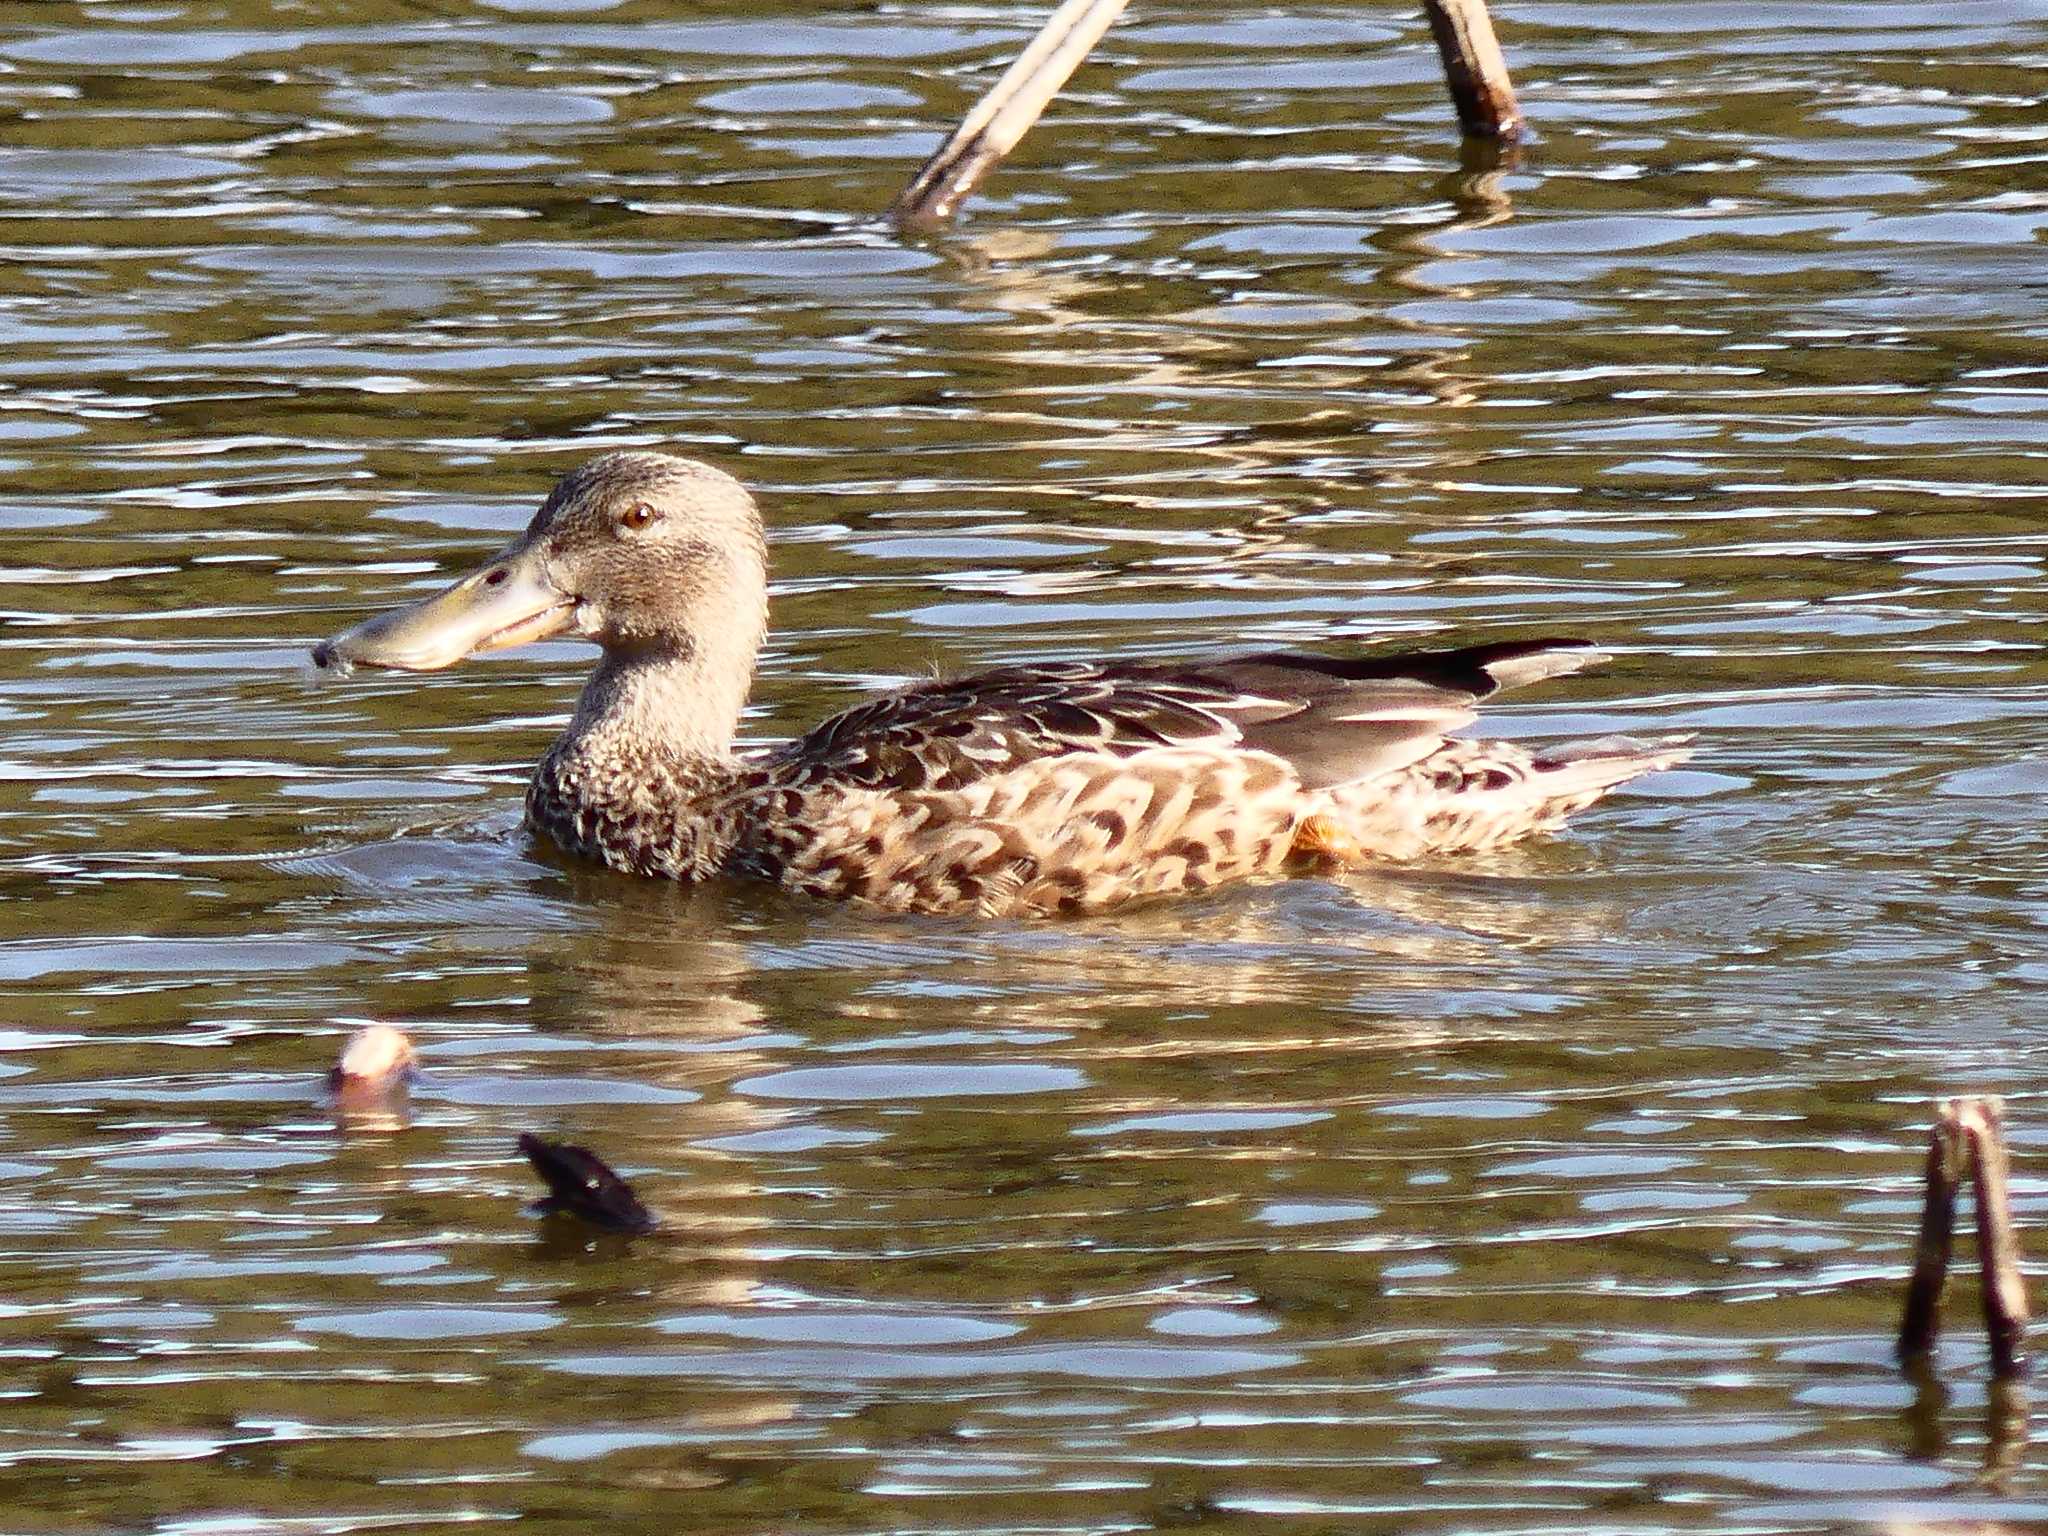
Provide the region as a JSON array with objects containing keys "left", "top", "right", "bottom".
[{"left": 313, "top": 451, "right": 1690, "bottom": 917}]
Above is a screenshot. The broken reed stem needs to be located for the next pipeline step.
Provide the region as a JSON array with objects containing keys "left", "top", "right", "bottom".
[
  {"left": 1899, "top": 1097, "right": 2032, "bottom": 1380},
  {"left": 1959, "top": 1098, "right": 2032, "bottom": 1379},
  {"left": 1899, "top": 1109, "right": 1964, "bottom": 1365},
  {"left": 1420, "top": 0, "right": 1523, "bottom": 142},
  {"left": 887, "top": 0, "right": 1131, "bottom": 228},
  {"left": 887, "top": 0, "right": 1526, "bottom": 226}
]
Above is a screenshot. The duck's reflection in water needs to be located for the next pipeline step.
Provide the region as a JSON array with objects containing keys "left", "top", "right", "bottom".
[
  {"left": 459, "top": 840, "right": 1736, "bottom": 1474},
  {"left": 331, "top": 830, "right": 1640, "bottom": 1051},
  {"left": 513, "top": 838, "right": 1700, "bottom": 1174},
  {"left": 508, "top": 873, "right": 800, "bottom": 1253}
]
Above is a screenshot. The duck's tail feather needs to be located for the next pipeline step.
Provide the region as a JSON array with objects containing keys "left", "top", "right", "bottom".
[
  {"left": 1307, "top": 732, "right": 1694, "bottom": 862},
  {"left": 1473, "top": 640, "right": 1611, "bottom": 694},
  {"left": 1525, "top": 733, "right": 1695, "bottom": 804}
]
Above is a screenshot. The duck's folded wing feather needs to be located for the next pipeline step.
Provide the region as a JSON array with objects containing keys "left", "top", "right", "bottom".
[
  {"left": 760, "top": 638, "right": 1603, "bottom": 794},
  {"left": 1197, "top": 638, "right": 1607, "bottom": 788}
]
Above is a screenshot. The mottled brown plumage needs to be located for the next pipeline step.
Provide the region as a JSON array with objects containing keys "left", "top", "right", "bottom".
[{"left": 315, "top": 451, "right": 1691, "bottom": 917}]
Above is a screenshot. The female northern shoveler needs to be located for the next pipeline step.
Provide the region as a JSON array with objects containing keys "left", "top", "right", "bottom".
[{"left": 313, "top": 452, "right": 1689, "bottom": 917}]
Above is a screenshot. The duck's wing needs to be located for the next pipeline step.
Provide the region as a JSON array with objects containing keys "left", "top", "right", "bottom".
[{"left": 761, "top": 638, "right": 1605, "bottom": 793}]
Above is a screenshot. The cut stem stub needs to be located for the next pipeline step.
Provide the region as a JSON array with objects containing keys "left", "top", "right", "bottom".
[
  {"left": 1899, "top": 1097, "right": 2031, "bottom": 1380},
  {"left": 887, "top": 0, "right": 1526, "bottom": 226},
  {"left": 887, "top": 0, "right": 1131, "bottom": 228},
  {"left": 1421, "top": 0, "right": 1523, "bottom": 141}
]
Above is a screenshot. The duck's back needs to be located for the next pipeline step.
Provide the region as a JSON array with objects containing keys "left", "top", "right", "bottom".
[{"left": 713, "top": 639, "right": 1685, "bottom": 917}]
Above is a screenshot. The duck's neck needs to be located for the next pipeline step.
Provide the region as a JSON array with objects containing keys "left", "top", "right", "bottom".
[
  {"left": 530, "top": 618, "right": 765, "bottom": 879},
  {"left": 567, "top": 641, "right": 752, "bottom": 769}
]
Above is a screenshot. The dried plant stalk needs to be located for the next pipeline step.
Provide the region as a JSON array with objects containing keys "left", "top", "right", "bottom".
[
  {"left": 1900, "top": 1104, "right": 1965, "bottom": 1365},
  {"left": 1957, "top": 1098, "right": 2031, "bottom": 1379},
  {"left": 889, "top": 0, "right": 1528, "bottom": 225},
  {"left": 1899, "top": 1097, "right": 2031, "bottom": 1380},
  {"left": 1421, "top": 0, "right": 1523, "bottom": 141},
  {"left": 888, "top": 0, "right": 1131, "bottom": 228}
]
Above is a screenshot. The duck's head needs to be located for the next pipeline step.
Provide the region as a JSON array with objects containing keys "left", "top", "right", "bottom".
[{"left": 313, "top": 451, "right": 766, "bottom": 674}]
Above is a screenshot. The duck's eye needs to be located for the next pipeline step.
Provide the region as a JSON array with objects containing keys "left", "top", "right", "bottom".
[{"left": 619, "top": 502, "right": 659, "bottom": 532}]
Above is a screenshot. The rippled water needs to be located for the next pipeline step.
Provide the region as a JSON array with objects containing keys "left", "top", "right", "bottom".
[{"left": 3, "top": 1, "right": 2046, "bottom": 1530}]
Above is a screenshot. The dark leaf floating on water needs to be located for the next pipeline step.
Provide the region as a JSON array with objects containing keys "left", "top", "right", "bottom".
[{"left": 517, "top": 1132, "right": 660, "bottom": 1234}]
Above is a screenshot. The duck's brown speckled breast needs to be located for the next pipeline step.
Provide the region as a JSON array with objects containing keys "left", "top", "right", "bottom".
[{"left": 526, "top": 739, "right": 746, "bottom": 882}]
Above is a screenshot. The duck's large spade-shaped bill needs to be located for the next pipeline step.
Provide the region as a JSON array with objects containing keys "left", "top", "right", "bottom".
[{"left": 312, "top": 536, "right": 573, "bottom": 673}]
